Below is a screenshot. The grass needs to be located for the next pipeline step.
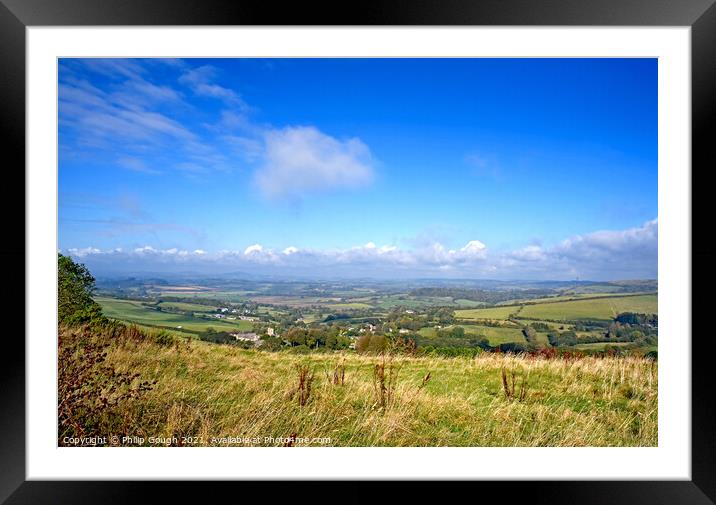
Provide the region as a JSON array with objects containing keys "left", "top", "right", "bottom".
[
  {"left": 573, "top": 342, "right": 634, "bottom": 350},
  {"left": 374, "top": 295, "right": 453, "bottom": 310},
  {"left": 78, "top": 332, "right": 656, "bottom": 447},
  {"left": 329, "top": 302, "right": 373, "bottom": 309},
  {"left": 454, "top": 299, "right": 487, "bottom": 307},
  {"left": 95, "top": 297, "right": 253, "bottom": 333},
  {"left": 172, "top": 291, "right": 251, "bottom": 302},
  {"left": 418, "top": 324, "right": 527, "bottom": 345},
  {"left": 496, "top": 291, "right": 656, "bottom": 306},
  {"left": 518, "top": 294, "right": 658, "bottom": 321},
  {"left": 113, "top": 321, "right": 197, "bottom": 339},
  {"left": 158, "top": 301, "right": 217, "bottom": 312},
  {"left": 455, "top": 305, "right": 521, "bottom": 321},
  {"left": 459, "top": 325, "right": 527, "bottom": 345}
]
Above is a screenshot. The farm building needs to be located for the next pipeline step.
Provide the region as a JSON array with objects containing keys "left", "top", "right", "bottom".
[{"left": 230, "top": 332, "right": 260, "bottom": 343}]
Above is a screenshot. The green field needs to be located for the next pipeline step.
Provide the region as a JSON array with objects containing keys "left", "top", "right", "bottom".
[
  {"left": 328, "top": 302, "right": 373, "bottom": 309},
  {"left": 418, "top": 324, "right": 526, "bottom": 345},
  {"left": 460, "top": 325, "right": 527, "bottom": 345},
  {"left": 573, "top": 342, "right": 634, "bottom": 350},
  {"left": 518, "top": 294, "right": 657, "bottom": 321},
  {"left": 158, "top": 301, "right": 217, "bottom": 312},
  {"left": 95, "top": 297, "right": 254, "bottom": 333},
  {"left": 111, "top": 321, "right": 197, "bottom": 339},
  {"left": 497, "top": 291, "right": 656, "bottom": 306},
  {"left": 165, "top": 291, "right": 250, "bottom": 302},
  {"left": 455, "top": 305, "right": 521, "bottom": 321},
  {"left": 454, "top": 299, "right": 487, "bottom": 307}
]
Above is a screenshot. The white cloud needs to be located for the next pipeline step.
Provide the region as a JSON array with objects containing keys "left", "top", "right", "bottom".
[
  {"left": 244, "top": 244, "right": 263, "bottom": 255},
  {"left": 508, "top": 245, "right": 546, "bottom": 262},
  {"left": 67, "top": 246, "right": 101, "bottom": 257},
  {"left": 378, "top": 245, "right": 397, "bottom": 254},
  {"left": 133, "top": 246, "right": 157, "bottom": 254},
  {"left": 497, "top": 219, "right": 658, "bottom": 279},
  {"left": 460, "top": 240, "right": 487, "bottom": 255},
  {"left": 253, "top": 126, "right": 375, "bottom": 200}
]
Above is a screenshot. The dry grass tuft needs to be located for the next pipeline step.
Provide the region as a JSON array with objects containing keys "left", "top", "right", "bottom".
[
  {"left": 373, "top": 354, "right": 401, "bottom": 410},
  {"left": 295, "top": 364, "right": 315, "bottom": 407},
  {"left": 501, "top": 367, "right": 529, "bottom": 402}
]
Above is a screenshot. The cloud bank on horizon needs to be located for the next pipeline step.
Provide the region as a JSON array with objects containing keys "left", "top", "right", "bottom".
[
  {"left": 59, "top": 58, "right": 657, "bottom": 281},
  {"left": 65, "top": 218, "right": 657, "bottom": 280}
]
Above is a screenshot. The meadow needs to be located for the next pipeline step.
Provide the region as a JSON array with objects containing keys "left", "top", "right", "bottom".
[
  {"left": 96, "top": 297, "right": 253, "bottom": 333},
  {"left": 419, "top": 324, "right": 527, "bottom": 346},
  {"left": 455, "top": 294, "right": 657, "bottom": 322},
  {"left": 518, "top": 294, "right": 658, "bottom": 321},
  {"left": 61, "top": 324, "right": 658, "bottom": 447},
  {"left": 455, "top": 305, "right": 522, "bottom": 321}
]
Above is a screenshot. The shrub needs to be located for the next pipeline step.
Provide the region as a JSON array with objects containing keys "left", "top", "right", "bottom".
[
  {"left": 58, "top": 328, "right": 155, "bottom": 442},
  {"left": 58, "top": 253, "right": 104, "bottom": 325},
  {"left": 355, "top": 334, "right": 388, "bottom": 354}
]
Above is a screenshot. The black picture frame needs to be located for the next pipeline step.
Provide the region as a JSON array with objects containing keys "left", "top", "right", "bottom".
[{"left": 2, "top": 0, "right": 714, "bottom": 503}]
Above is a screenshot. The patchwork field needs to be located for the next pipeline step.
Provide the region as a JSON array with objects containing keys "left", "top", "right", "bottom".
[{"left": 518, "top": 294, "right": 658, "bottom": 321}]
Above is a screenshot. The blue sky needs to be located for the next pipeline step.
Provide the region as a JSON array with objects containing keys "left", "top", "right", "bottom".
[{"left": 59, "top": 58, "right": 657, "bottom": 280}]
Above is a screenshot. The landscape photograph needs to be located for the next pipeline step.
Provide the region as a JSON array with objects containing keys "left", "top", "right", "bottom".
[{"left": 58, "top": 57, "right": 658, "bottom": 447}]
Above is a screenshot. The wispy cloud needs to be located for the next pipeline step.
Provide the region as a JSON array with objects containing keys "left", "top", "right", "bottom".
[
  {"left": 178, "top": 65, "right": 247, "bottom": 108},
  {"left": 60, "top": 59, "right": 377, "bottom": 197},
  {"left": 465, "top": 152, "right": 502, "bottom": 180},
  {"left": 59, "top": 72, "right": 196, "bottom": 146},
  {"left": 116, "top": 156, "right": 162, "bottom": 175}
]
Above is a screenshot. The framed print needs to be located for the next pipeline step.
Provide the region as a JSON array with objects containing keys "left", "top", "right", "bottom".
[{"left": 2, "top": 0, "right": 715, "bottom": 503}]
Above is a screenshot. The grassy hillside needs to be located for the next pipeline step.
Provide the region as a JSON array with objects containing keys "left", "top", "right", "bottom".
[{"left": 60, "top": 325, "right": 657, "bottom": 447}]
